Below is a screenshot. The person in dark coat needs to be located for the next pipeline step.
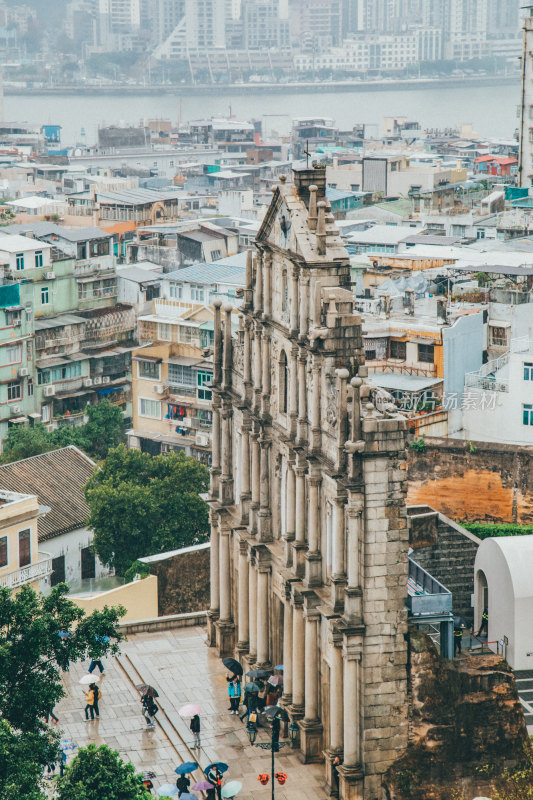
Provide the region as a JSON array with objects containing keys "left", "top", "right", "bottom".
[
  {"left": 207, "top": 766, "right": 223, "bottom": 800},
  {"left": 176, "top": 774, "right": 191, "bottom": 795},
  {"left": 478, "top": 608, "right": 488, "bottom": 637},
  {"left": 454, "top": 627, "right": 463, "bottom": 656},
  {"left": 190, "top": 713, "right": 201, "bottom": 747}
]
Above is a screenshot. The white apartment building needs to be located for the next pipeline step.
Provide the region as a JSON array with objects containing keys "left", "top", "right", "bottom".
[
  {"left": 0, "top": 235, "right": 52, "bottom": 273},
  {"left": 295, "top": 28, "right": 442, "bottom": 73},
  {"left": 463, "top": 337, "right": 533, "bottom": 445}
]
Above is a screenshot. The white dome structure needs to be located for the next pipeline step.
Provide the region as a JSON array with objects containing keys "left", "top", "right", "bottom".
[{"left": 474, "top": 535, "right": 533, "bottom": 670}]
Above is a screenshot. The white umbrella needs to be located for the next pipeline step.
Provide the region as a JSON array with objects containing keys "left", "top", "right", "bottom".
[
  {"left": 178, "top": 703, "right": 201, "bottom": 718},
  {"left": 79, "top": 674, "right": 101, "bottom": 685}
]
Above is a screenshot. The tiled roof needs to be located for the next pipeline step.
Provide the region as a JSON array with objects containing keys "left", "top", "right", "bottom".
[{"left": 0, "top": 446, "right": 95, "bottom": 542}]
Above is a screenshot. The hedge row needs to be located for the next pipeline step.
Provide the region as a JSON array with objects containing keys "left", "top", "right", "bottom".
[{"left": 461, "top": 522, "right": 533, "bottom": 540}]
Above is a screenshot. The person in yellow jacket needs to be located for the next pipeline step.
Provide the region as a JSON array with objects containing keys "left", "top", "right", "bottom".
[{"left": 84, "top": 687, "right": 95, "bottom": 721}]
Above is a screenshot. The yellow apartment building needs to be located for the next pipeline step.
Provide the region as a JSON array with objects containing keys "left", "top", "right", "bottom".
[{"left": 0, "top": 488, "right": 52, "bottom": 591}]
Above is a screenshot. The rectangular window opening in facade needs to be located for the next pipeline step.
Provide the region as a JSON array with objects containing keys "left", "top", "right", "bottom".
[
  {"left": 7, "top": 382, "right": 21, "bottom": 401},
  {"left": 0, "top": 535, "right": 7, "bottom": 568},
  {"left": 18, "top": 528, "right": 31, "bottom": 568},
  {"left": 524, "top": 363, "right": 533, "bottom": 381},
  {"left": 168, "top": 363, "right": 194, "bottom": 388},
  {"left": 417, "top": 343, "right": 434, "bottom": 364},
  {"left": 524, "top": 404, "right": 533, "bottom": 426},
  {"left": 41, "top": 287, "right": 49, "bottom": 305},
  {"left": 197, "top": 370, "right": 213, "bottom": 401},
  {"left": 139, "top": 397, "right": 161, "bottom": 419},
  {"left": 138, "top": 359, "right": 161, "bottom": 380},
  {"left": 390, "top": 340, "right": 406, "bottom": 360},
  {"left": 34, "top": 251, "right": 43, "bottom": 268},
  {"left": 16, "top": 253, "right": 24, "bottom": 271}
]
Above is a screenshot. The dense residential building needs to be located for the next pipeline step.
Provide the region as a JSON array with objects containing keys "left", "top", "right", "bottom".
[
  {"left": 208, "top": 165, "right": 410, "bottom": 798},
  {"left": 128, "top": 341, "right": 213, "bottom": 462}
]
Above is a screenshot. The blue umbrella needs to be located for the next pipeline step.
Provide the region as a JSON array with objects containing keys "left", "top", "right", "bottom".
[
  {"left": 274, "top": 665, "right": 284, "bottom": 671},
  {"left": 175, "top": 762, "right": 198, "bottom": 775},
  {"left": 179, "top": 794, "right": 196, "bottom": 800},
  {"left": 96, "top": 635, "right": 110, "bottom": 643},
  {"left": 204, "top": 763, "right": 229, "bottom": 775},
  {"left": 57, "top": 631, "right": 70, "bottom": 639}
]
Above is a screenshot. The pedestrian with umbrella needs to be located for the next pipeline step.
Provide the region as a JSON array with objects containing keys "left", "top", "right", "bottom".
[
  {"left": 205, "top": 764, "right": 227, "bottom": 800},
  {"left": 222, "top": 657, "right": 243, "bottom": 681},
  {"left": 179, "top": 704, "right": 202, "bottom": 748},
  {"left": 227, "top": 675, "right": 241, "bottom": 715},
  {"left": 176, "top": 772, "right": 191, "bottom": 796}
]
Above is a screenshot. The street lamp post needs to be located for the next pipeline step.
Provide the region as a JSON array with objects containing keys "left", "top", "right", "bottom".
[{"left": 247, "top": 714, "right": 299, "bottom": 800}]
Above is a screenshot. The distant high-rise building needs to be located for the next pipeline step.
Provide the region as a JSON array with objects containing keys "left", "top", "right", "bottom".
[
  {"left": 184, "top": 0, "right": 226, "bottom": 48},
  {"left": 486, "top": 0, "right": 520, "bottom": 37},
  {"left": 519, "top": 8, "right": 533, "bottom": 187},
  {"left": 243, "top": 0, "right": 289, "bottom": 49},
  {"left": 289, "top": 0, "right": 342, "bottom": 47}
]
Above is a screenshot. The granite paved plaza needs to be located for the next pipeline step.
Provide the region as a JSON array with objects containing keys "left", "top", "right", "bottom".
[{"left": 55, "top": 625, "right": 329, "bottom": 800}]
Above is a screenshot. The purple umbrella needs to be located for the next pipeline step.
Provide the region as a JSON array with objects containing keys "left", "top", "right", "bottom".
[
  {"left": 267, "top": 675, "right": 283, "bottom": 686},
  {"left": 193, "top": 782, "right": 214, "bottom": 792}
]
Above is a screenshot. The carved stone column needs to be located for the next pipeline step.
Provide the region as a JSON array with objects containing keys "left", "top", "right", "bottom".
[
  {"left": 291, "top": 598, "right": 305, "bottom": 719},
  {"left": 344, "top": 501, "right": 364, "bottom": 622},
  {"left": 297, "top": 352, "right": 308, "bottom": 444},
  {"left": 299, "top": 275, "right": 309, "bottom": 339},
  {"left": 294, "top": 461, "right": 307, "bottom": 578},
  {"left": 243, "top": 317, "right": 252, "bottom": 404},
  {"left": 290, "top": 265, "right": 299, "bottom": 333},
  {"left": 239, "top": 418, "right": 251, "bottom": 525},
  {"left": 254, "top": 249, "right": 263, "bottom": 315},
  {"left": 331, "top": 496, "right": 347, "bottom": 613},
  {"left": 310, "top": 361, "right": 321, "bottom": 453},
  {"left": 258, "top": 438, "right": 272, "bottom": 542},
  {"left": 248, "top": 552, "right": 257, "bottom": 664},
  {"left": 338, "top": 642, "right": 363, "bottom": 800},
  {"left": 237, "top": 540, "right": 249, "bottom": 654},
  {"left": 284, "top": 460, "right": 296, "bottom": 567},
  {"left": 299, "top": 602, "right": 323, "bottom": 763},
  {"left": 216, "top": 523, "right": 234, "bottom": 656},
  {"left": 210, "top": 396, "right": 221, "bottom": 500},
  {"left": 219, "top": 406, "right": 233, "bottom": 507},
  {"left": 207, "top": 511, "right": 219, "bottom": 647},
  {"left": 261, "top": 331, "right": 271, "bottom": 417},
  {"left": 305, "top": 470, "right": 322, "bottom": 588},
  {"left": 253, "top": 324, "right": 262, "bottom": 413},
  {"left": 263, "top": 250, "right": 272, "bottom": 317},
  {"left": 256, "top": 565, "right": 270, "bottom": 667},
  {"left": 282, "top": 593, "right": 293, "bottom": 704},
  {"left": 250, "top": 427, "right": 260, "bottom": 535},
  {"left": 325, "top": 632, "right": 344, "bottom": 795}
]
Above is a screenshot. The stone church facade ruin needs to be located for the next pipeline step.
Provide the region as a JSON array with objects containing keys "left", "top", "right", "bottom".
[{"left": 207, "top": 165, "right": 410, "bottom": 800}]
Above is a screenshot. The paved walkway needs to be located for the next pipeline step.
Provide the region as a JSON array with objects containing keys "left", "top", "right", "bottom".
[{"left": 55, "top": 626, "right": 329, "bottom": 800}]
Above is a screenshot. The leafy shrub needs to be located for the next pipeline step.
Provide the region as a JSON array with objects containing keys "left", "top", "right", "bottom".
[{"left": 461, "top": 523, "right": 533, "bottom": 540}]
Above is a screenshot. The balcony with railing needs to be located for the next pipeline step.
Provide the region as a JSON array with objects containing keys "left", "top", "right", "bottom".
[
  {"left": 463, "top": 340, "right": 531, "bottom": 394},
  {"left": 0, "top": 552, "right": 53, "bottom": 590}
]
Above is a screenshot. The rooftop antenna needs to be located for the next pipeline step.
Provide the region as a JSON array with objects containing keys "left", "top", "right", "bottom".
[{"left": 303, "top": 139, "right": 311, "bottom": 167}]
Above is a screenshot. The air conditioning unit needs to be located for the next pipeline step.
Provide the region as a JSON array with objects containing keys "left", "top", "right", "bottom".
[
  {"left": 18, "top": 367, "right": 29, "bottom": 377},
  {"left": 13, "top": 319, "right": 21, "bottom": 327},
  {"left": 102, "top": 376, "right": 110, "bottom": 385},
  {"left": 195, "top": 432, "right": 209, "bottom": 447},
  {"left": 154, "top": 384, "right": 165, "bottom": 395},
  {"left": 10, "top": 405, "right": 21, "bottom": 415},
  {"left": 44, "top": 385, "right": 55, "bottom": 397},
  {"left": 45, "top": 271, "right": 56, "bottom": 280},
  {"left": 83, "top": 378, "right": 93, "bottom": 388},
  {"left": 182, "top": 417, "right": 191, "bottom": 427},
  {"left": 93, "top": 377, "right": 102, "bottom": 385}
]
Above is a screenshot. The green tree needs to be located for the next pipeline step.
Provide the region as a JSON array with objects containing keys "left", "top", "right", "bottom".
[
  {"left": 56, "top": 744, "right": 152, "bottom": 800},
  {"left": 0, "top": 422, "right": 54, "bottom": 463},
  {"left": 78, "top": 400, "right": 125, "bottom": 460},
  {"left": 0, "top": 719, "right": 56, "bottom": 800},
  {"left": 0, "top": 584, "right": 125, "bottom": 798},
  {"left": 85, "top": 445, "right": 209, "bottom": 574}
]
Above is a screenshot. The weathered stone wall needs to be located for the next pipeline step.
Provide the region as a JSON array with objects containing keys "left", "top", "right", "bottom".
[
  {"left": 384, "top": 628, "right": 531, "bottom": 800},
  {"left": 407, "top": 438, "right": 533, "bottom": 523},
  {"left": 408, "top": 507, "right": 481, "bottom": 623},
  {"left": 146, "top": 545, "right": 210, "bottom": 617}
]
